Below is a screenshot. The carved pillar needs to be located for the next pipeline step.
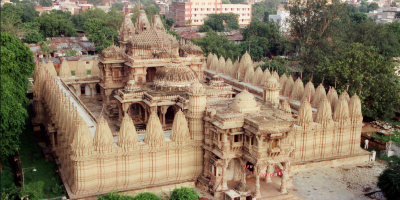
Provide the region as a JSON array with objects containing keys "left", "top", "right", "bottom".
[
  {"left": 161, "top": 106, "right": 168, "bottom": 127},
  {"left": 89, "top": 84, "right": 95, "bottom": 98},
  {"left": 240, "top": 158, "right": 246, "bottom": 184},
  {"left": 255, "top": 165, "right": 261, "bottom": 198},
  {"left": 73, "top": 85, "right": 80, "bottom": 96},
  {"left": 266, "top": 164, "right": 274, "bottom": 183},
  {"left": 105, "top": 89, "right": 112, "bottom": 105},
  {"left": 280, "top": 162, "right": 288, "bottom": 194},
  {"left": 118, "top": 103, "right": 123, "bottom": 122},
  {"left": 145, "top": 105, "right": 148, "bottom": 122},
  {"left": 221, "top": 159, "right": 230, "bottom": 190}
]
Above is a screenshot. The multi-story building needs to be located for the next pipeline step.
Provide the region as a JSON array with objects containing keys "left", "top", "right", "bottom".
[{"left": 167, "top": 0, "right": 252, "bottom": 27}]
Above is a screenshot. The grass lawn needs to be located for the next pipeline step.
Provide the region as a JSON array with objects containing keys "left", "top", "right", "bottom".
[
  {"left": 18, "top": 106, "right": 66, "bottom": 198},
  {"left": 367, "top": 119, "right": 400, "bottom": 146}
]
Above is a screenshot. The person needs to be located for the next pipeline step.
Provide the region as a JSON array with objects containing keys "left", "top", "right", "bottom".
[{"left": 364, "top": 139, "right": 369, "bottom": 149}]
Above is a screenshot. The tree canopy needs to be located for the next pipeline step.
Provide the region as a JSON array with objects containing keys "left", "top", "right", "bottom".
[
  {"left": 199, "top": 13, "right": 240, "bottom": 32},
  {"left": 35, "top": 10, "right": 77, "bottom": 38},
  {"left": 170, "top": 187, "right": 199, "bottom": 200},
  {"left": 0, "top": 32, "right": 35, "bottom": 163}
]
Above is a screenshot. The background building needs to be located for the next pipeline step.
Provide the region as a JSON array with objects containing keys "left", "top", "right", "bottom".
[{"left": 167, "top": 0, "right": 252, "bottom": 27}]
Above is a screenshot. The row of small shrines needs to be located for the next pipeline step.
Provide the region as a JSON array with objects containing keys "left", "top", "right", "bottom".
[{"left": 205, "top": 52, "right": 363, "bottom": 126}]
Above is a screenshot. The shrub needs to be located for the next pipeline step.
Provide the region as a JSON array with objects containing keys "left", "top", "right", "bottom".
[
  {"left": 377, "top": 160, "right": 400, "bottom": 200},
  {"left": 169, "top": 187, "right": 199, "bottom": 200},
  {"left": 132, "top": 192, "right": 161, "bottom": 200}
]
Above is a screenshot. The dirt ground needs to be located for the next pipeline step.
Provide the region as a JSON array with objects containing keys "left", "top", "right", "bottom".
[
  {"left": 291, "top": 161, "right": 387, "bottom": 200},
  {"left": 362, "top": 122, "right": 380, "bottom": 134}
]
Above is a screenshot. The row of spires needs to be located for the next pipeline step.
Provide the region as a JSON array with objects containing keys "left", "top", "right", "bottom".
[
  {"left": 34, "top": 57, "right": 101, "bottom": 80},
  {"left": 33, "top": 60, "right": 193, "bottom": 157}
]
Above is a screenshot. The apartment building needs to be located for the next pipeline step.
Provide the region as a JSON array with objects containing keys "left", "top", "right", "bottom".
[{"left": 167, "top": 0, "right": 252, "bottom": 27}]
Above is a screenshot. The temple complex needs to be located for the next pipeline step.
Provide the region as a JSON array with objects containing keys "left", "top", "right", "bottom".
[{"left": 32, "top": 10, "right": 370, "bottom": 200}]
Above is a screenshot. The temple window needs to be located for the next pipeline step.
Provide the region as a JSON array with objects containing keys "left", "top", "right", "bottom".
[
  {"left": 234, "top": 134, "right": 242, "bottom": 142},
  {"left": 86, "top": 61, "right": 90, "bottom": 64},
  {"left": 113, "top": 71, "right": 119, "bottom": 77},
  {"left": 87, "top": 70, "right": 91, "bottom": 75},
  {"left": 71, "top": 71, "right": 75, "bottom": 76},
  {"left": 269, "top": 139, "right": 278, "bottom": 149},
  {"left": 81, "top": 86, "right": 85, "bottom": 95}
]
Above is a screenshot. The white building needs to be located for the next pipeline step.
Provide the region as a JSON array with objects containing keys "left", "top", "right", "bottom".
[{"left": 268, "top": 6, "right": 290, "bottom": 34}]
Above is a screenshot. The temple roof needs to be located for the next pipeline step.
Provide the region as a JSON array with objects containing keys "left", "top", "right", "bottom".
[
  {"left": 130, "top": 27, "right": 179, "bottom": 49},
  {"left": 100, "top": 45, "right": 127, "bottom": 59},
  {"left": 154, "top": 61, "right": 198, "bottom": 90}
]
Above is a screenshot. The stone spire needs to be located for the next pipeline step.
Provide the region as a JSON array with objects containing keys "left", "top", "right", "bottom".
[
  {"left": 302, "top": 81, "right": 316, "bottom": 102},
  {"left": 118, "top": 114, "right": 139, "bottom": 150},
  {"left": 135, "top": 9, "right": 150, "bottom": 34},
  {"left": 327, "top": 87, "right": 338, "bottom": 110},
  {"left": 339, "top": 90, "right": 351, "bottom": 103},
  {"left": 244, "top": 66, "right": 254, "bottom": 83},
  {"left": 279, "top": 73, "right": 288, "bottom": 94},
  {"left": 253, "top": 67, "right": 263, "bottom": 86},
  {"left": 333, "top": 95, "right": 349, "bottom": 123},
  {"left": 45, "top": 59, "right": 58, "bottom": 78},
  {"left": 272, "top": 71, "right": 280, "bottom": 82},
  {"left": 207, "top": 53, "right": 213, "bottom": 68},
  {"left": 238, "top": 52, "right": 252, "bottom": 81},
  {"left": 151, "top": 14, "right": 164, "bottom": 31},
  {"left": 189, "top": 79, "right": 205, "bottom": 95},
  {"left": 218, "top": 56, "right": 225, "bottom": 74},
  {"left": 232, "top": 59, "right": 240, "bottom": 78},
  {"left": 260, "top": 69, "right": 271, "bottom": 86},
  {"left": 311, "top": 84, "right": 326, "bottom": 108},
  {"left": 170, "top": 110, "right": 190, "bottom": 145},
  {"left": 314, "top": 98, "right": 333, "bottom": 126},
  {"left": 119, "top": 14, "right": 135, "bottom": 42},
  {"left": 290, "top": 78, "right": 304, "bottom": 100},
  {"left": 297, "top": 99, "right": 313, "bottom": 127},
  {"left": 349, "top": 93, "right": 362, "bottom": 123},
  {"left": 225, "top": 58, "right": 233, "bottom": 75},
  {"left": 201, "top": 60, "right": 207, "bottom": 71},
  {"left": 94, "top": 116, "right": 114, "bottom": 153},
  {"left": 283, "top": 75, "right": 294, "bottom": 97},
  {"left": 59, "top": 59, "right": 71, "bottom": 78},
  {"left": 144, "top": 111, "right": 165, "bottom": 147},
  {"left": 91, "top": 58, "right": 100, "bottom": 77},
  {"left": 75, "top": 58, "right": 87, "bottom": 77},
  {"left": 71, "top": 117, "right": 93, "bottom": 156},
  {"left": 210, "top": 54, "right": 219, "bottom": 71}
]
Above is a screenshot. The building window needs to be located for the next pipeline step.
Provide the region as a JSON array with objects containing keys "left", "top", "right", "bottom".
[
  {"left": 81, "top": 86, "right": 85, "bottom": 95},
  {"left": 71, "top": 71, "right": 76, "bottom": 76},
  {"left": 86, "top": 61, "right": 90, "bottom": 64},
  {"left": 113, "top": 71, "right": 119, "bottom": 77}
]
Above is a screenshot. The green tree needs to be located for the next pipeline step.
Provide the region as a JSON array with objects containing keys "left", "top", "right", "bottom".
[
  {"left": 261, "top": 56, "right": 291, "bottom": 76},
  {"left": 0, "top": 32, "right": 35, "bottom": 170},
  {"left": 377, "top": 160, "right": 400, "bottom": 200},
  {"left": 199, "top": 13, "right": 239, "bottom": 32},
  {"left": 39, "top": 0, "right": 52, "bottom": 7},
  {"left": 145, "top": 5, "right": 160, "bottom": 23},
  {"left": 162, "top": 17, "right": 175, "bottom": 30},
  {"left": 170, "top": 187, "right": 199, "bottom": 200},
  {"left": 241, "top": 20, "right": 283, "bottom": 56},
  {"left": 35, "top": 10, "right": 77, "bottom": 37},
  {"left": 264, "top": 0, "right": 280, "bottom": 8},
  {"left": 111, "top": 2, "right": 124, "bottom": 12},
  {"left": 22, "top": 22, "right": 44, "bottom": 44},
  {"left": 16, "top": 3, "right": 39, "bottom": 23},
  {"left": 367, "top": 2, "right": 379, "bottom": 12},
  {"left": 230, "top": 0, "right": 247, "bottom": 3},
  {"left": 285, "top": 0, "right": 347, "bottom": 75},
  {"left": 88, "top": 27, "right": 118, "bottom": 53},
  {"left": 359, "top": 0, "right": 368, "bottom": 12},
  {"left": 222, "top": 0, "right": 231, "bottom": 3},
  {"left": 252, "top": 2, "right": 268, "bottom": 21},
  {"left": 315, "top": 43, "right": 400, "bottom": 119},
  {"left": 0, "top": 3, "right": 24, "bottom": 36},
  {"left": 263, "top": 8, "right": 277, "bottom": 22}
]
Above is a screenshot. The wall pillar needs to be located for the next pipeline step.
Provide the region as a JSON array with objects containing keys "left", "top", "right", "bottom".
[
  {"left": 161, "top": 106, "right": 168, "bottom": 127},
  {"left": 221, "top": 159, "right": 230, "bottom": 190},
  {"left": 280, "top": 162, "right": 288, "bottom": 194},
  {"left": 255, "top": 165, "right": 261, "bottom": 198},
  {"left": 89, "top": 84, "right": 95, "bottom": 98},
  {"left": 73, "top": 85, "right": 80, "bottom": 96},
  {"left": 266, "top": 164, "right": 274, "bottom": 183},
  {"left": 240, "top": 158, "right": 246, "bottom": 184},
  {"left": 105, "top": 89, "right": 112, "bottom": 105}
]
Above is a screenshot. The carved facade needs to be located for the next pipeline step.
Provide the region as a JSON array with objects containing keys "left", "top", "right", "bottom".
[{"left": 33, "top": 11, "right": 366, "bottom": 199}]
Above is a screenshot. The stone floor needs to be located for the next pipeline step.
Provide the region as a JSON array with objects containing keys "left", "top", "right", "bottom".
[{"left": 291, "top": 161, "right": 387, "bottom": 200}]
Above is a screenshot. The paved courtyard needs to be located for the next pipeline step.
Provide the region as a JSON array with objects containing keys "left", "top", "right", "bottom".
[{"left": 291, "top": 161, "right": 387, "bottom": 200}]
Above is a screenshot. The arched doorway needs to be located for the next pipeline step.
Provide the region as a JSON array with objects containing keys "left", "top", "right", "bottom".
[
  {"left": 226, "top": 159, "right": 242, "bottom": 181},
  {"left": 165, "top": 106, "right": 177, "bottom": 125},
  {"left": 95, "top": 83, "right": 101, "bottom": 95},
  {"left": 129, "top": 103, "right": 146, "bottom": 124},
  {"left": 146, "top": 67, "right": 157, "bottom": 82}
]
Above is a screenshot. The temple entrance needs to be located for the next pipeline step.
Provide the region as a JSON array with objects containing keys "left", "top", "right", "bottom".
[
  {"left": 146, "top": 67, "right": 157, "bottom": 82},
  {"left": 226, "top": 159, "right": 242, "bottom": 181},
  {"left": 96, "top": 84, "right": 101, "bottom": 95},
  {"left": 165, "top": 106, "right": 176, "bottom": 125},
  {"left": 129, "top": 103, "right": 146, "bottom": 124}
]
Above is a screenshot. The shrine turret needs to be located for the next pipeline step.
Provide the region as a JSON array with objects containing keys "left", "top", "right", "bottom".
[
  {"left": 118, "top": 114, "right": 139, "bottom": 150},
  {"left": 144, "top": 111, "right": 165, "bottom": 147},
  {"left": 170, "top": 110, "right": 190, "bottom": 145},
  {"left": 94, "top": 116, "right": 114, "bottom": 153}
]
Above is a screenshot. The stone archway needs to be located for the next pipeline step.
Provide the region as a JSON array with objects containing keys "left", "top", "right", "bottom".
[
  {"left": 128, "top": 103, "right": 146, "bottom": 123},
  {"left": 226, "top": 158, "right": 242, "bottom": 181},
  {"left": 165, "top": 106, "right": 177, "bottom": 125}
]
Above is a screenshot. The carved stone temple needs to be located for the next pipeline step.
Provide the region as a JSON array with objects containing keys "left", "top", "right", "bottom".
[{"left": 32, "top": 11, "right": 370, "bottom": 199}]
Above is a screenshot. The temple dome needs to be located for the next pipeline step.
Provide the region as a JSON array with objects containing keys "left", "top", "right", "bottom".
[
  {"left": 154, "top": 62, "right": 198, "bottom": 91},
  {"left": 189, "top": 80, "right": 205, "bottom": 95},
  {"left": 265, "top": 76, "right": 280, "bottom": 90},
  {"left": 229, "top": 89, "right": 260, "bottom": 114},
  {"left": 101, "top": 45, "right": 127, "bottom": 59}
]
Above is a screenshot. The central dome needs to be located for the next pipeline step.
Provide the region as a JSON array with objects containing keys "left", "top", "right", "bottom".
[
  {"left": 229, "top": 89, "right": 260, "bottom": 113},
  {"left": 154, "top": 62, "right": 198, "bottom": 91}
]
